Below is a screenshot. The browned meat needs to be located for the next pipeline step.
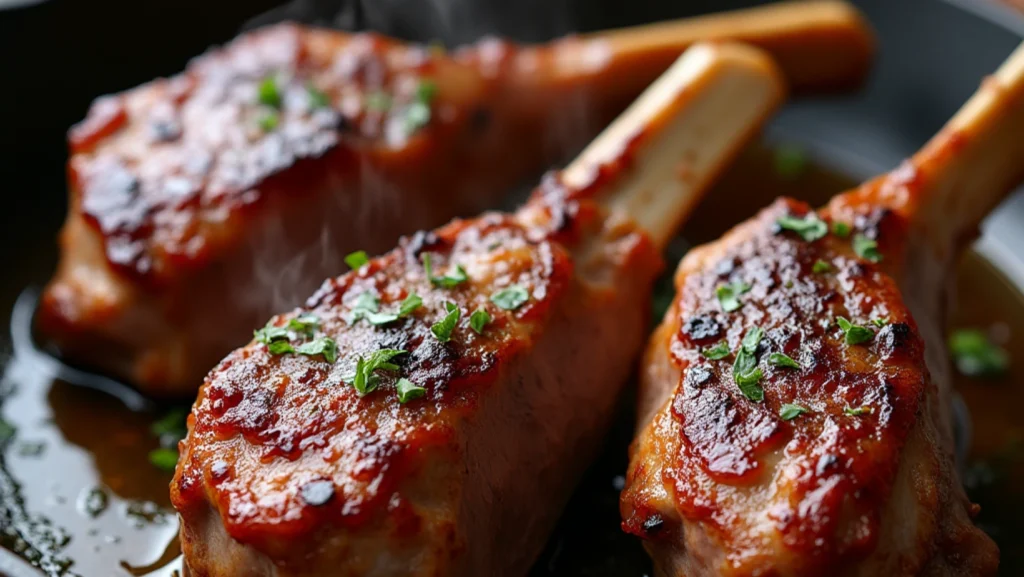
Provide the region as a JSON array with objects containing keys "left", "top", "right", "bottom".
[
  {"left": 621, "top": 42, "right": 1024, "bottom": 576},
  {"left": 170, "top": 44, "right": 786, "bottom": 576},
  {"left": 36, "top": 2, "right": 873, "bottom": 396}
]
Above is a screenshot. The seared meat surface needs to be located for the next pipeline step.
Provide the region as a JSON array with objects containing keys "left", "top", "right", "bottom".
[
  {"left": 38, "top": 2, "right": 872, "bottom": 395},
  {"left": 622, "top": 43, "right": 1024, "bottom": 576},
  {"left": 170, "top": 44, "right": 786, "bottom": 576}
]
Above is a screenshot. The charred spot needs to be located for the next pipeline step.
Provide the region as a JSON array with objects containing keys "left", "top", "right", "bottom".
[
  {"left": 300, "top": 480, "right": 335, "bottom": 506},
  {"left": 684, "top": 365, "right": 714, "bottom": 390},
  {"left": 682, "top": 315, "right": 722, "bottom": 342},
  {"left": 855, "top": 208, "right": 892, "bottom": 239},
  {"left": 816, "top": 453, "right": 839, "bottom": 476},
  {"left": 405, "top": 230, "right": 443, "bottom": 258},
  {"left": 150, "top": 118, "right": 182, "bottom": 142},
  {"left": 642, "top": 514, "right": 665, "bottom": 535},
  {"left": 878, "top": 322, "right": 912, "bottom": 357},
  {"left": 469, "top": 107, "right": 492, "bottom": 133}
]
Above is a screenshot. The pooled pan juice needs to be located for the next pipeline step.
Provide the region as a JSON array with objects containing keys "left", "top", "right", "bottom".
[{"left": 1, "top": 144, "right": 1021, "bottom": 576}]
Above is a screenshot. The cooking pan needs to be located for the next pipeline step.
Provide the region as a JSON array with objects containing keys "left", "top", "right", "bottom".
[{"left": 0, "top": 0, "right": 1022, "bottom": 575}]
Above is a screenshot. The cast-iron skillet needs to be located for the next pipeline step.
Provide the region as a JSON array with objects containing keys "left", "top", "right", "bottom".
[{"left": 0, "top": 0, "right": 1021, "bottom": 575}]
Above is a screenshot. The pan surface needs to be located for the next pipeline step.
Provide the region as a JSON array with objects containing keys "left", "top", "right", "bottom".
[{"left": 0, "top": 0, "right": 1022, "bottom": 575}]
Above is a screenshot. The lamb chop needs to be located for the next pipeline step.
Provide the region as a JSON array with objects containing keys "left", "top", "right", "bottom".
[
  {"left": 36, "top": 1, "right": 873, "bottom": 396},
  {"left": 169, "top": 43, "right": 786, "bottom": 576},
  {"left": 621, "top": 42, "right": 1024, "bottom": 576}
]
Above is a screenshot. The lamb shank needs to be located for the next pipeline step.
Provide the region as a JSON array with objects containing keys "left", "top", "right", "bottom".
[
  {"left": 170, "top": 43, "right": 786, "bottom": 576},
  {"left": 36, "top": 1, "right": 872, "bottom": 395},
  {"left": 621, "top": 41, "right": 1024, "bottom": 576}
]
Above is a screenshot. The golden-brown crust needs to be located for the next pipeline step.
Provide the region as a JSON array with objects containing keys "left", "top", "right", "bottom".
[
  {"left": 67, "top": 25, "right": 473, "bottom": 285},
  {"left": 622, "top": 198, "right": 942, "bottom": 573}
]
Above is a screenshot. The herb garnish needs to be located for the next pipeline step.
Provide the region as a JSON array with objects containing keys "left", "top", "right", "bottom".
[
  {"left": 350, "top": 349, "right": 406, "bottom": 396},
  {"left": 949, "top": 328, "right": 1009, "bottom": 378},
  {"left": 777, "top": 213, "right": 827, "bottom": 242},
  {"left": 702, "top": 341, "right": 731, "bottom": 360},
  {"left": 812, "top": 260, "right": 832, "bottom": 274},
  {"left": 491, "top": 286, "right": 530, "bottom": 311},
  {"left": 366, "top": 91, "right": 392, "bottom": 111},
  {"left": 0, "top": 418, "right": 14, "bottom": 445},
  {"left": 288, "top": 313, "right": 320, "bottom": 336},
  {"left": 404, "top": 79, "right": 437, "bottom": 136},
  {"left": 733, "top": 327, "right": 764, "bottom": 402},
  {"left": 254, "top": 322, "right": 290, "bottom": 345},
  {"left": 832, "top": 222, "right": 851, "bottom": 238},
  {"left": 871, "top": 318, "right": 888, "bottom": 328},
  {"left": 306, "top": 84, "right": 330, "bottom": 109},
  {"left": 837, "top": 316, "right": 875, "bottom": 345},
  {"left": 469, "top": 308, "right": 492, "bottom": 334},
  {"left": 844, "top": 405, "right": 872, "bottom": 417},
  {"left": 716, "top": 281, "right": 751, "bottom": 313},
  {"left": 295, "top": 337, "right": 339, "bottom": 363},
  {"left": 853, "top": 234, "right": 882, "bottom": 262},
  {"left": 422, "top": 253, "right": 469, "bottom": 288},
  {"left": 348, "top": 292, "right": 422, "bottom": 326},
  {"left": 768, "top": 352, "right": 801, "bottom": 369},
  {"left": 258, "top": 112, "right": 279, "bottom": 132},
  {"left": 149, "top": 448, "right": 180, "bottom": 472},
  {"left": 258, "top": 76, "right": 281, "bottom": 108},
  {"left": 431, "top": 302, "right": 461, "bottom": 342},
  {"left": 345, "top": 250, "right": 369, "bottom": 269},
  {"left": 396, "top": 378, "right": 426, "bottom": 403},
  {"left": 779, "top": 403, "right": 810, "bottom": 420}
]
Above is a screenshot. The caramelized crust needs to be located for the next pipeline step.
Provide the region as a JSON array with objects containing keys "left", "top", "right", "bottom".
[
  {"left": 623, "top": 197, "right": 997, "bottom": 575},
  {"left": 172, "top": 191, "right": 663, "bottom": 574}
]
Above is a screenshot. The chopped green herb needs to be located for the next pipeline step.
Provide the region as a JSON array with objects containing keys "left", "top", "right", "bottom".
[
  {"left": 431, "top": 302, "right": 461, "bottom": 342},
  {"left": 288, "top": 313, "right": 320, "bottom": 336},
  {"left": 268, "top": 340, "right": 296, "bottom": 355},
  {"left": 853, "top": 234, "right": 882, "bottom": 262},
  {"left": 365, "top": 91, "right": 392, "bottom": 111},
  {"left": 949, "top": 328, "right": 1009, "bottom": 378},
  {"left": 349, "top": 291, "right": 421, "bottom": 326},
  {"left": 404, "top": 80, "right": 437, "bottom": 136},
  {"left": 769, "top": 352, "right": 801, "bottom": 369},
  {"left": 871, "top": 318, "right": 888, "bottom": 328},
  {"left": 396, "top": 378, "right": 426, "bottom": 403},
  {"left": 416, "top": 79, "right": 437, "bottom": 102},
  {"left": 258, "top": 76, "right": 281, "bottom": 108},
  {"left": 837, "top": 316, "right": 875, "bottom": 345},
  {"left": 350, "top": 349, "right": 406, "bottom": 396},
  {"left": 404, "top": 102, "right": 431, "bottom": 135},
  {"left": 779, "top": 403, "right": 810, "bottom": 421},
  {"left": 776, "top": 213, "right": 828, "bottom": 242},
  {"left": 255, "top": 322, "right": 290, "bottom": 345},
  {"left": 295, "top": 337, "right": 338, "bottom": 363},
  {"left": 422, "top": 253, "right": 469, "bottom": 288},
  {"left": 702, "top": 341, "right": 731, "bottom": 360},
  {"left": 0, "top": 418, "right": 14, "bottom": 444},
  {"left": 151, "top": 408, "right": 188, "bottom": 440},
  {"left": 345, "top": 250, "right": 369, "bottom": 269},
  {"left": 398, "top": 293, "right": 423, "bottom": 317},
  {"left": 812, "top": 260, "right": 832, "bottom": 274},
  {"left": 149, "top": 448, "right": 179, "bottom": 472},
  {"left": 469, "top": 308, "right": 492, "bottom": 334},
  {"left": 735, "top": 368, "right": 765, "bottom": 401},
  {"left": 742, "top": 326, "right": 764, "bottom": 354},
  {"left": 306, "top": 84, "right": 330, "bottom": 109},
  {"left": 733, "top": 326, "right": 764, "bottom": 402},
  {"left": 844, "top": 405, "right": 872, "bottom": 417},
  {"left": 258, "top": 112, "right": 279, "bottom": 132},
  {"left": 491, "top": 286, "right": 530, "bottom": 311},
  {"left": 716, "top": 281, "right": 751, "bottom": 313},
  {"left": 773, "top": 145, "right": 807, "bottom": 179},
  {"left": 832, "top": 222, "right": 851, "bottom": 238}
]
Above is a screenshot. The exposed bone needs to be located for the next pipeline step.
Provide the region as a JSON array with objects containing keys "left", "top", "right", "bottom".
[{"left": 559, "top": 43, "right": 786, "bottom": 249}]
